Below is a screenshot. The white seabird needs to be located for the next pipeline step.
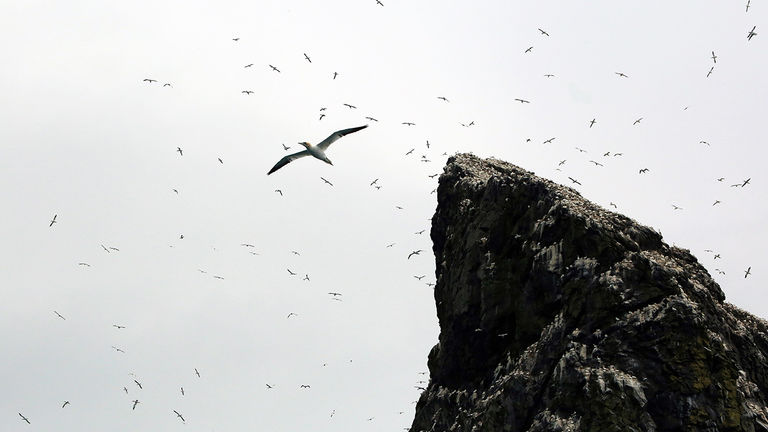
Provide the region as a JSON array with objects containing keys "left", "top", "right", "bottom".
[{"left": 267, "top": 125, "right": 368, "bottom": 175}]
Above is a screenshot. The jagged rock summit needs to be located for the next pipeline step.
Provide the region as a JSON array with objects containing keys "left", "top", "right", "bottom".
[{"left": 412, "top": 154, "right": 768, "bottom": 431}]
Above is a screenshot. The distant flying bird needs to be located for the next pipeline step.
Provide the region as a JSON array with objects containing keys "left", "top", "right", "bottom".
[
  {"left": 402, "top": 122, "right": 416, "bottom": 126},
  {"left": 291, "top": 250, "right": 301, "bottom": 255},
  {"left": 514, "top": 98, "right": 530, "bottom": 104},
  {"left": 386, "top": 243, "right": 395, "bottom": 248},
  {"left": 328, "top": 292, "right": 342, "bottom": 297},
  {"left": 405, "top": 148, "right": 415, "bottom": 155},
  {"left": 181, "top": 387, "right": 184, "bottom": 396},
  {"left": 558, "top": 160, "right": 566, "bottom": 166},
  {"left": 589, "top": 160, "right": 603, "bottom": 167},
  {"left": 173, "top": 410, "right": 185, "bottom": 423},
  {"left": 365, "top": 116, "right": 378, "bottom": 122},
  {"left": 78, "top": 262, "right": 90, "bottom": 267},
  {"left": 609, "top": 202, "right": 617, "bottom": 208},
  {"left": 700, "top": 140, "right": 710, "bottom": 146},
  {"left": 414, "top": 275, "right": 426, "bottom": 280},
  {"left": 19, "top": 413, "right": 30, "bottom": 424},
  {"left": 111, "top": 345, "right": 125, "bottom": 353},
  {"left": 575, "top": 147, "right": 587, "bottom": 153},
  {"left": 589, "top": 118, "right": 596, "bottom": 128},
  {"left": 303, "top": 274, "right": 310, "bottom": 281},
  {"left": 218, "top": 157, "right": 223, "bottom": 164},
  {"left": 113, "top": 324, "right": 126, "bottom": 329},
  {"left": 242, "top": 90, "right": 254, "bottom": 95},
  {"left": 415, "top": 229, "right": 426, "bottom": 235},
  {"left": 134, "top": 379, "right": 142, "bottom": 389},
  {"left": 287, "top": 312, "right": 298, "bottom": 318},
  {"left": 287, "top": 269, "right": 296, "bottom": 275},
  {"left": 745, "top": 267, "right": 752, "bottom": 278},
  {"left": 244, "top": 63, "right": 253, "bottom": 68},
  {"left": 376, "top": 0, "right": 383, "bottom": 5},
  {"left": 62, "top": 401, "right": 70, "bottom": 408},
  {"left": 707, "top": 66, "right": 714, "bottom": 78},
  {"left": 407, "top": 250, "right": 422, "bottom": 259},
  {"left": 320, "top": 177, "right": 333, "bottom": 186},
  {"left": 748, "top": 26, "right": 757, "bottom": 41},
  {"left": 542, "top": 137, "right": 556, "bottom": 144},
  {"left": 319, "top": 114, "right": 326, "bottom": 120},
  {"left": 282, "top": 143, "right": 291, "bottom": 151},
  {"left": 343, "top": 103, "right": 357, "bottom": 109},
  {"left": 195, "top": 368, "right": 200, "bottom": 378},
  {"left": 275, "top": 189, "right": 283, "bottom": 196},
  {"left": 711, "top": 51, "right": 717, "bottom": 63},
  {"left": 544, "top": 74, "right": 555, "bottom": 78},
  {"left": 54, "top": 310, "right": 66, "bottom": 320},
  {"left": 713, "top": 200, "right": 721, "bottom": 206},
  {"left": 232, "top": 37, "right": 239, "bottom": 41},
  {"left": 568, "top": 177, "right": 582, "bottom": 185},
  {"left": 267, "top": 125, "right": 368, "bottom": 175},
  {"left": 741, "top": 178, "right": 751, "bottom": 187},
  {"left": 672, "top": 204, "right": 683, "bottom": 210},
  {"left": 163, "top": 83, "right": 171, "bottom": 87},
  {"left": 633, "top": 117, "right": 643, "bottom": 125},
  {"left": 265, "top": 384, "right": 274, "bottom": 389},
  {"left": 143, "top": 78, "right": 157, "bottom": 83},
  {"left": 132, "top": 400, "right": 139, "bottom": 410},
  {"left": 333, "top": 72, "right": 339, "bottom": 79},
  {"left": 538, "top": 28, "right": 549, "bottom": 36},
  {"left": 370, "top": 178, "right": 379, "bottom": 186},
  {"left": 269, "top": 64, "right": 281, "bottom": 73},
  {"left": 437, "top": 96, "right": 449, "bottom": 102},
  {"left": 639, "top": 168, "right": 650, "bottom": 174},
  {"left": 746, "top": 0, "right": 751, "bottom": 12},
  {"left": 176, "top": 147, "right": 183, "bottom": 156},
  {"left": 524, "top": 46, "right": 533, "bottom": 53},
  {"left": 615, "top": 72, "right": 628, "bottom": 78},
  {"left": 303, "top": 53, "right": 311, "bottom": 63},
  {"left": 300, "top": 384, "right": 311, "bottom": 389},
  {"left": 49, "top": 214, "right": 57, "bottom": 227}
]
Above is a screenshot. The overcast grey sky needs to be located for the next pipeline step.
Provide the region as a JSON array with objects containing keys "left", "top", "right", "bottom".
[{"left": 1, "top": 0, "right": 766, "bottom": 430}]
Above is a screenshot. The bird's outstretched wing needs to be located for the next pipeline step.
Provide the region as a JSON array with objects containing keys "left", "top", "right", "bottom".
[
  {"left": 267, "top": 150, "right": 310, "bottom": 175},
  {"left": 317, "top": 125, "right": 368, "bottom": 150}
]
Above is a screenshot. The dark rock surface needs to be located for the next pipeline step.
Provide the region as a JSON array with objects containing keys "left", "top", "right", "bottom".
[{"left": 411, "top": 154, "right": 768, "bottom": 431}]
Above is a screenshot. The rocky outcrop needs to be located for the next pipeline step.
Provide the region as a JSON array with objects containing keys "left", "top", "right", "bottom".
[{"left": 412, "top": 154, "right": 768, "bottom": 431}]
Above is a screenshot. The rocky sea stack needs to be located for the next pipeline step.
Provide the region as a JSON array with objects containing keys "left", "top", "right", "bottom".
[{"left": 411, "top": 154, "right": 768, "bottom": 431}]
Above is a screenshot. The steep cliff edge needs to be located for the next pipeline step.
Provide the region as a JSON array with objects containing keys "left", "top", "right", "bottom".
[{"left": 412, "top": 154, "right": 768, "bottom": 431}]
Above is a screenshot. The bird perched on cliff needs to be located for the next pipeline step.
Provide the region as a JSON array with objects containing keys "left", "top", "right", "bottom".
[{"left": 267, "top": 126, "right": 368, "bottom": 174}]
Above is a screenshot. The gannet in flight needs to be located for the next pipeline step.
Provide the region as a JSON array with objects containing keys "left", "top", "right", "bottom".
[{"left": 267, "top": 125, "right": 368, "bottom": 174}]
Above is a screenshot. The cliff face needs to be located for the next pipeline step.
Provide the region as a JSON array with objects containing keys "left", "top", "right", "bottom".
[{"left": 412, "top": 154, "right": 768, "bottom": 431}]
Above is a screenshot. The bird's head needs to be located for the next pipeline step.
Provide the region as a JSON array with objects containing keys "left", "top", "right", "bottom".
[{"left": 298, "top": 141, "right": 311, "bottom": 148}]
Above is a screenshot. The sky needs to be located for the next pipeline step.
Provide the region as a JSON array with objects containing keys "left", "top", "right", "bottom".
[{"left": 1, "top": 0, "right": 766, "bottom": 430}]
